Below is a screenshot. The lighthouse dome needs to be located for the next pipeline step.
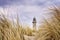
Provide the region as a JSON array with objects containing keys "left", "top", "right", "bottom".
[{"left": 32, "top": 17, "right": 36, "bottom": 23}]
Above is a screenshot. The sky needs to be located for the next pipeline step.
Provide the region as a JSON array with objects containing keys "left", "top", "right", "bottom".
[{"left": 0, "top": 0, "right": 60, "bottom": 28}]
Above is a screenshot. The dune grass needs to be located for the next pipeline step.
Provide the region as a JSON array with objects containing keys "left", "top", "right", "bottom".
[
  {"left": 35, "top": 6, "right": 60, "bottom": 40},
  {"left": 0, "top": 14, "right": 33, "bottom": 40},
  {"left": 0, "top": 14, "right": 23, "bottom": 40},
  {"left": 0, "top": 6, "right": 60, "bottom": 40}
]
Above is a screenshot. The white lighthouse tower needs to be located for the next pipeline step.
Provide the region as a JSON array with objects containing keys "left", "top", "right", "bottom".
[{"left": 32, "top": 17, "right": 37, "bottom": 31}]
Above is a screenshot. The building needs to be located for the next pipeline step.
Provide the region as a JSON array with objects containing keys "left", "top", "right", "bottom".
[{"left": 32, "top": 17, "right": 37, "bottom": 31}]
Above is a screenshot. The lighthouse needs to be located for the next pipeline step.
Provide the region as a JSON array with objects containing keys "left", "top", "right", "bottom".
[{"left": 32, "top": 17, "right": 37, "bottom": 31}]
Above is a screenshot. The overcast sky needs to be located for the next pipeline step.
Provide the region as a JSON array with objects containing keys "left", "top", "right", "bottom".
[{"left": 0, "top": 0, "right": 60, "bottom": 28}]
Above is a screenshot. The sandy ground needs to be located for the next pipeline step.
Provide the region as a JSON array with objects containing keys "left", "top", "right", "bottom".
[{"left": 24, "top": 35, "right": 35, "bottom": 40}]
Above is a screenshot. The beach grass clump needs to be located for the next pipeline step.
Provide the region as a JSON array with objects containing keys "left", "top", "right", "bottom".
[
  {"left": 36, "top": 6, "right": 60, "bottom": 40},
  {"left": 0, "top": 14, "right": 25, "bottom": 40}
]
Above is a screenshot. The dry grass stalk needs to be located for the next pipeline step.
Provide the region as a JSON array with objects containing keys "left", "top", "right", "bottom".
[{"left": 36, "top": 6, "right": 60, "bottom": 40}]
